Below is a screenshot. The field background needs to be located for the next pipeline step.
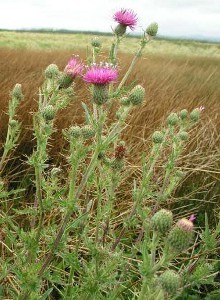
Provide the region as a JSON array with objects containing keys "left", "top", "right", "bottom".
[{"left": 0, "top": 30, "right": 220, "bottom": 222}]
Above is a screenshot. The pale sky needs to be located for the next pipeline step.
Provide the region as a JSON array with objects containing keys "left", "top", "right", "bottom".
[{"left": 0, "top": 0, "right": 220, "bottom": 40}]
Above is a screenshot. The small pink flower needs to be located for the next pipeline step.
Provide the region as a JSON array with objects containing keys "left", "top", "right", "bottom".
[
  {"left": 189, "top": 214, "right": 196, "bottom": 222},
  {"left": 83, "top": 63, "right": 118, "bottom": 85},
  {"left": 64, "top": 56, "right": 84, "bottom": 78},
  {"left": 113, "top": 9, "right": 137, "bottom": 30},
  {"left": 199, "top": 106, "right": 205, "bottom": 112}
]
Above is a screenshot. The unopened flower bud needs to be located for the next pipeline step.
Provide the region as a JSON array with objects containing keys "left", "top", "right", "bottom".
[
  {"left": 81, "top": 125, "right": 96, "bottom": 139},
  {"left": 68, "top": 126, "right": 81, "bottom": 138},
  {"left": 190, "top": 108, "right": 200, "bottom": 122},
  {"left": 120, "top": 97, "right": 130, "bottom": 106},
  {"left": 12, "top": 84, "right": 23, "bottom": 101},
  {"left": 146, "top": 22, "right": 158, "bottom": 37},
  {"left": 152, "top": 131, "right": 163, "bottom": 144},
  {"left": 58, "top": 73, "right": 73, "bottom": 89},
  {"left": 178, "top": 131, "right": 189, "bottom": 141},
  {"left": 168, "top": 217, "right": 194, "bottom": 252},
  {"left": 114, "top": 24, "right": 127, "bottom": 36},
  {"left": 128, "top": 85, "right": 145, "bottom": 105},
  {"left": 42, "top": 105, "right": 56, "bottom": 121},
  {"left": 159, "top": 270, "right": 181, "bottom": 295},
  {"left": 179, "top": 109, "right": 188, "bottom": 120},
  {"left": 167, "top": 112, "right": 179, "bottom": 126},
  {"left": 93, "top": 85, "right": 109, "bottom": 105},
  {"left": 9, "top": 119, "right": 18, "bottom": 128},
  {"left": 111, "top": 158, "right": 124, "bottom": 170},
  {"left": 45, "top": 64, "right": 59, "bottom": 79},
  {"left": 151, "top": 209, "right": 173, "bottom": 234},
  {"left": 91, "top": 38, "right": 102, "bottom": 48}
]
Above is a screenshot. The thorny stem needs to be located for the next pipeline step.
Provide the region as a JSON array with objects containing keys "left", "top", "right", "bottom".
[{"left": 116, "top": 38, "right": 149, "bottom": 92}]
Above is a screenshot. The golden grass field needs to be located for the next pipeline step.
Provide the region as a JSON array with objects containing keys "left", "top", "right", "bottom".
[{"left": 0, "top": 31, "right": 220, "bottom": 220}]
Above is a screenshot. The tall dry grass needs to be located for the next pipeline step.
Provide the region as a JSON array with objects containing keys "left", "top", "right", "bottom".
[{"left": 0, "top": 47, "right": 219, "bottom": 222}]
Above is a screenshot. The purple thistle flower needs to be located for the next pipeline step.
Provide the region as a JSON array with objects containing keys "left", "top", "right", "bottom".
[
  {"left": 83, "top": 63, "right": 118, "bottom": 85},
  {"left": 113, "top": 9, "right": 137, "bottom": 30},
  {"left": 64, "top": 56, "right": 84, "bottom": 78}
]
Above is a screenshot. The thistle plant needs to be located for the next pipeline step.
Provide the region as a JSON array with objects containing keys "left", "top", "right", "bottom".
[{"left": 0, "top": 8, "right": 219, "bottom": 300}]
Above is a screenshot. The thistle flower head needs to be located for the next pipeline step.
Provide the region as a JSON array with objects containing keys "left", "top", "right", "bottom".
[
  {"left": 168, "top": 216, "right": 194, "bottom": 251},
  {"left": 83, "top": 63, "right": 118, "bottom": 85},
  {"left": 113, "top": 9, "right": 137, "bottom": 30},
  {"left": 114, "top": 141, "right": 126, "bottom": 159},
  {"left": 64, "top": 56, "right": 84, "bottom": 78}
]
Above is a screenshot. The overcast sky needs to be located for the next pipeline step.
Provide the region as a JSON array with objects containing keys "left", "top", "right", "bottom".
[{"left": 0, "top": 0, "right": 220, "bottom": 40}]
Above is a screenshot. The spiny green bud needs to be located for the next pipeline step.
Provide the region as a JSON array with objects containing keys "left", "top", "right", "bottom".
[
  {"left": 179, "top": 109, "right": 188, "bottom": 120},
  {"left": 45, "top": 64, "right": 59, "bottom": 79},
  {"left": 58, "top": 73, "right": 73, "bottom": 89},
  {"left": 159, "top": 270, "right": 181, "bottom": 295},
  {"left": 111, "top": 158, "right": 124, "bottom": 170},
  {"left": 168, "top": 218, "right": 194, "bottom": 252},
  {"left": 64, "top": 86, "right": 75, "bottom": 97},
  {"left": 41, "top": 105, "right": 56, "bottom": 121},
  {"left": 68, "top": 126, "right": 81, "bottom": 138},
  {"left": 190, "top": 108, "right": 200, "bottom": 122},
  {"left": 114, "top": 24, "right": 127, "bottom": 36},
  {"left": 9, "top": 119, "right": 18, "bottom": 128},
  {"left": 92, "top": 85, "right": 108, "bottom": 105},
  {"left": 151, "top": 209, "right": 173, "bottom": 234},
  {"left": 146, "top": 22, "right": 158, "bottom": 37},
  {"left": 178, "top": 131, "right": 189, "bottom": 141},
  {"left": 120, "top": 96, "right": 130, "bottom": 106},
  {"left": 81, "top": 125, "right": 96, "bottom": 139},
  {"left": 128, "top": 85, "right": 145, "bottom": 105},
  {"left": 12, "top": 83, "right": 23, "bottom": 101},
  {"left": 167, "top": 112, "right": 179, "bottom": 126},
  {"left": 152, "top": 131, "right": 164, "bottom": 144},
  {"left": 91, "top": 38, "right": 102, "bottom": 48}
]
